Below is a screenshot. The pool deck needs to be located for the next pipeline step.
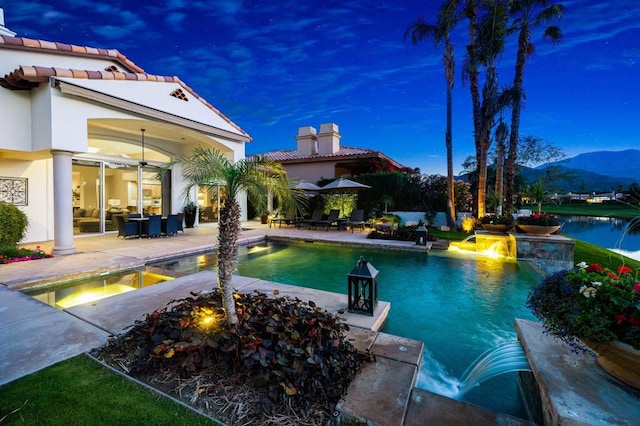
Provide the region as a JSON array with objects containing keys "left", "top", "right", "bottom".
[{"left": 1, "top": 221, "right": 530, "bottom": 425}]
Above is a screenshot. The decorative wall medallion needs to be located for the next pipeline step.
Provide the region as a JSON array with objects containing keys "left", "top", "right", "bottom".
[{"left": 0, "top": 177, "right": 28, "bottom": 205}]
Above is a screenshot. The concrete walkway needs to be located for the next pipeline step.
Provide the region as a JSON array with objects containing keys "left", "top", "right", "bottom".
[{"left": 1, "top": 221, "right": 529, "bottom": 424}]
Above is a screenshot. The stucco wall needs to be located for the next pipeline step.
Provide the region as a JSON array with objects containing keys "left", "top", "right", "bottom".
[
  {"left": 284, "top": 162, "right": 337, "bottom": 183},
  {"left": 0, "top": 158, "right": 53, "bottom": 243}
]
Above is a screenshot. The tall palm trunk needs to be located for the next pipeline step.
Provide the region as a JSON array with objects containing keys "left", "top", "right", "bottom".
[
  {"left": 494, "top": 119, "right": 508, "bottom": 215},
  {"left": 505, "top": 25, "right": 529, "bottom": 214},
  {"left": 217, "top": 200, "right": 241, "bottom": 326},
  {"left": 445, "top": 38, "right": 457, "bottom": 231}
]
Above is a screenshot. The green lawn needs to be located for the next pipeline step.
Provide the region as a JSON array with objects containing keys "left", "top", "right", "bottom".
[
  {"left": 573, "top": 239, "right": 640, "bottom": 272},
  {"left": 0, "top": 355, "right": 218, "bottom": 425},
  {"left": 530, "top": 203, "right": 640, "bottom": 220}
]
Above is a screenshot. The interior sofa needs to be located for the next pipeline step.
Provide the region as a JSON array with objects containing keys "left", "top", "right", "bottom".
[{"left": 74, "top": 207, "right": 129, "bottom": 232}]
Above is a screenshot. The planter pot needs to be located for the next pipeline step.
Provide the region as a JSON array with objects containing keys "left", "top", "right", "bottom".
[
  {"left": 516, "top": 224, "right": 561, "bottom": 236},
  {"left": 481, "top": 224, "right": 513, "bottom": 233},
  {"left": 586, "top": 340, "right": 640, "bottom": 390},
  {"left": 184, "top": 208, "right": 197, "bottom": 228}
]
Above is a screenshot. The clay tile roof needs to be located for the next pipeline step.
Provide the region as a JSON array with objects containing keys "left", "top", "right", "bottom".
[
  {"left": 261, "top": 146, "right": 382, "bottom": 162},
  {"left": 1, "top": 35, "right": 144, "bottom": 73},
  {"left": 0, "top": 35, "right": 251, "bottom": 140}
]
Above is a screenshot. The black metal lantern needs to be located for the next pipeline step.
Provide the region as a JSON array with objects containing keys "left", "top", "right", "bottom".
[
  {"left": 415, "top": 224, "right": 428, "bottom": 246},
  {"left": 347, "top": 256, "right": 379, "bottom": 316}
]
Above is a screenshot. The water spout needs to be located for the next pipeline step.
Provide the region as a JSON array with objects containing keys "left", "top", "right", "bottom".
[{"left": 456, "top": 341, "right": 531, "bottom": 397}]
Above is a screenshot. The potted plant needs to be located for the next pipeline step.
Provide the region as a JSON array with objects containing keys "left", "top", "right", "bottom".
[
  {"left": 183, "top": 201, "right": 197, "bottom": 228},
  {"left": 479, "top": 214, "right": 514, "bottom": 233},
  {"left": 526, "top": 261, "right": 640, "bottom": 389},
  {"left": 515, "top": 213, "right": 561, "bottom": 235}
]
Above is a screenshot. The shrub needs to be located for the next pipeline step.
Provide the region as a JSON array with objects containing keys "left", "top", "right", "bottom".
[
  {"left": 515, "top": 213, "right": 561, "bottom": 226},
  {"left": 0, "top": 201, "right": 29, "bottom": 246},
  {"left": 96, "top": 290, "right": 370, "bottom": 419},
  {"left": 480, "top": 214, "right": 514, "bottom": 225}
]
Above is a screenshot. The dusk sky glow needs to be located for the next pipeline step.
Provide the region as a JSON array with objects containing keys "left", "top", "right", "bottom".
[{"left": 4, "top": 1, "right": 639, "bottom": 175}]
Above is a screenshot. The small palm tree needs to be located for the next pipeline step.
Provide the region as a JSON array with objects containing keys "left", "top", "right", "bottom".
[
  {"left": 169, "top": 147, "right": 297, "bottom": 325},
  {"left": 527, "top": 180, "right": 547, "bottom": 214}
]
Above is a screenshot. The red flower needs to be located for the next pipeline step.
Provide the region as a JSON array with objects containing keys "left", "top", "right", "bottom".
[
  {"left": 614, "top": 314, "right": 627, "bottom": 325},
  {"left": 633, "top": 283, "right": 640, "bottom": 293},
  {"left": 587, "top": 263, "right": 605, "bottom": 273},
  {"left": 630, "top": 316, "right": 640, "bottom": 327},
  {"left": 617, "top": 265, "right": 632, "bottom": 274},
  {"left": 607, "top": 272, "right": 618, "bottom": 279}
]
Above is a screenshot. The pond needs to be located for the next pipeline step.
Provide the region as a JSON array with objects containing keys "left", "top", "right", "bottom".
[{"left": 558, "top": 215, "right": 640, "bottom": 261}]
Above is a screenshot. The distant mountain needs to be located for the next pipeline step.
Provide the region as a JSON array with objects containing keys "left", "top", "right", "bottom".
[
  {"left": 519, "top": 165, "right": 636, "bottom": 193},
  {"left": 538, "top": 149, "right": 640, "bottom": 179},
  {"left": 456, "top": 150, "right": 638, "bottom": 192}
]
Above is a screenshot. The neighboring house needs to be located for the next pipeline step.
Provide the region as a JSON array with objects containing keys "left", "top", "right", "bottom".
[
  {"left": 255, "top": 122, "right": 409, "bottom": 184},
  {"left": 0, "top": 9, "right": 251, "bottom": 254}
]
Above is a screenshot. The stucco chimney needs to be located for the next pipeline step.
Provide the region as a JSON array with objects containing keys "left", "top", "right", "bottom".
[
  {"left": 0, "top": 9, "right": 17, "bottom": 37},
  {"left": 317, "top": 123, "right": 341, "bottom": 155},
  {"left": 296, "top": 126, "right": 318, "bottom": 156}
]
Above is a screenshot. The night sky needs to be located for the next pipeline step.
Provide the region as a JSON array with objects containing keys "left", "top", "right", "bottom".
[{"left": 4, "top": 1, "right": 639, "bottom": 175}]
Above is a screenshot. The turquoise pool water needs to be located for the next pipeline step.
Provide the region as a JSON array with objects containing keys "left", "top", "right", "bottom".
[{"left": 153, "top": 241, "right": 540, "bottom": 418}]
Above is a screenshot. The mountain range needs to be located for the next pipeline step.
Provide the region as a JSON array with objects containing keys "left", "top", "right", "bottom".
[
  {"left": 527, "top": 149, "right": 639, "bottom": 192},
  {"left": 458, "top": 149, "right": 638, "bottom": 193}
]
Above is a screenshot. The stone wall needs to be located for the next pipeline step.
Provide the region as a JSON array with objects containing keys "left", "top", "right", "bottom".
[{"left": 513, "top": 234, "right": 574, "bottom": 274}]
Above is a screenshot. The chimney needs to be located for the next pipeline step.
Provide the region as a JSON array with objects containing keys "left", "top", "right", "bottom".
[
  {"left": 0, "top": 9, "right": 17, "bottom": 37},
  {"left": 317, "top": 123, "right": 341, "bottom": 155},
  {"left": 296, "top": 126, "right": 318, "bottom": 156}
]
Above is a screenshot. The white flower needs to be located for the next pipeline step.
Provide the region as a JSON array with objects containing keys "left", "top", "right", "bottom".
[
  {"left": 576, "top": 261, "right": 588, "bottom": 269},
  {"left": 592, "top": 281, "right": 602, "bottom": 286},
  {"left": 579, "top": 285, "right": 597, "bottom": 298}
]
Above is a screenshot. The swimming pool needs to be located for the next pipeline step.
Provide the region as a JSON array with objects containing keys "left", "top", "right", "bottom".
[{"left": 151, "top": 241, "right": 540, "bottom": 418}]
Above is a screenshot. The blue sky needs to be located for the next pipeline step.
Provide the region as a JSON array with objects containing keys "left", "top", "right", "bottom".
[{"left": 4, "top": 1, "right": 639, "bottom": 175}]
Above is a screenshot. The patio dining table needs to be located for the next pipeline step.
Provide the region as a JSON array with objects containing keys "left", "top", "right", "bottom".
[{"left": 127, "top": 216, "right": 168, "bottom": 237}]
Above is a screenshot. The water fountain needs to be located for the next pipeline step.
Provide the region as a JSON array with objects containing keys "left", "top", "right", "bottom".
[
  {"left": 456, "top": 340, "right": 532, "bottom": 396},
  {"left": 449, "top": 232, "right": 517, "bottom": 259}
]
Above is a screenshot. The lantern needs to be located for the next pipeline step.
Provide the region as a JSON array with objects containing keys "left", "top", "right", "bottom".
[
  {"left": 347, "top": 257, "right": 379, "bottom": 316},
  {"left": 415, "top": 224, "right": 428, "bottom": 246}
]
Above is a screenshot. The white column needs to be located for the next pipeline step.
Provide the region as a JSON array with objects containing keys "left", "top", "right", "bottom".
[{"left": 51, "top": 150, "right": 76, "bottom": 255}]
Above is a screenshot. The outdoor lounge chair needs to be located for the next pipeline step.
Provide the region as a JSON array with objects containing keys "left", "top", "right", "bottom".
[
  {"left": 298, "top": 209, "right": 323, "bottom": 229},
  {"left": 313, "top": 209, "right": 340, "bottom": 231},
  {"left": 271, "top": 212, "right": 298, "bottom": 228},
  {"left": 115, "top": 215, "right": 139, "bottom": 239},
  {"left": 345, "top": 209, "right": 366, "bottom": 233}
]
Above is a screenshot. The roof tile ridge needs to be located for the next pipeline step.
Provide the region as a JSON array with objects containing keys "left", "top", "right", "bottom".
[
  {"left": 0, "top": 35, "right": 145, "bottom": 73},
  {"left": 16, "top": 65, "right": 178, "bottom": 82}
]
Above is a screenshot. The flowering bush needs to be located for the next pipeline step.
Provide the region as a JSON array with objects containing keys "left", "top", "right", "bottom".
[
  {"left": 0, "top": 246, "right": 53, "bottom": 264},
  {"left": 526, "top": 262, "right": 640, "bottom": 350},
  {"left": 480, "top": 214, "right": 514, "bottom": 225},
  {"left": 516, "top": 213, "right": 561, "bottom": 226}
]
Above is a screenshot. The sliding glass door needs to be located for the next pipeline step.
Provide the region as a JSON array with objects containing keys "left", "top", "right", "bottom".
[{"left": 72, "top": 159, "right": 170, "bottom": 235}]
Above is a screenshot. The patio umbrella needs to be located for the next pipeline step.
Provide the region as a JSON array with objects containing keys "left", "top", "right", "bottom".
[
  {"left": 320, "top": 178, "right": 371, "bottom": 217},
  {"left": 291, "top": 180, "right": 321, "bottom": 193}
]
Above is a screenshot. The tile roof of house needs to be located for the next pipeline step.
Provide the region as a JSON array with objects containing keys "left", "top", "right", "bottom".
[
  {"left": 0, "top": 36, "right": 251, "bottom": 140},
  {"left": 257, "top": 145, "right": 406, "bottom": 169}
]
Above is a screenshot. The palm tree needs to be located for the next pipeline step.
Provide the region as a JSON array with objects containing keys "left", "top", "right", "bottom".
[
  {"left": 504, "top": 0, "right": 565, "bottom": 214},
  {"left": 405, "top": 0, "right": 459, "bottom": 231},
  {"left": 170, "top": 147, "right": 296, "bottom": 325},
  {"left": 464, "top": 0, "right": 508, "bottom": 218}
]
